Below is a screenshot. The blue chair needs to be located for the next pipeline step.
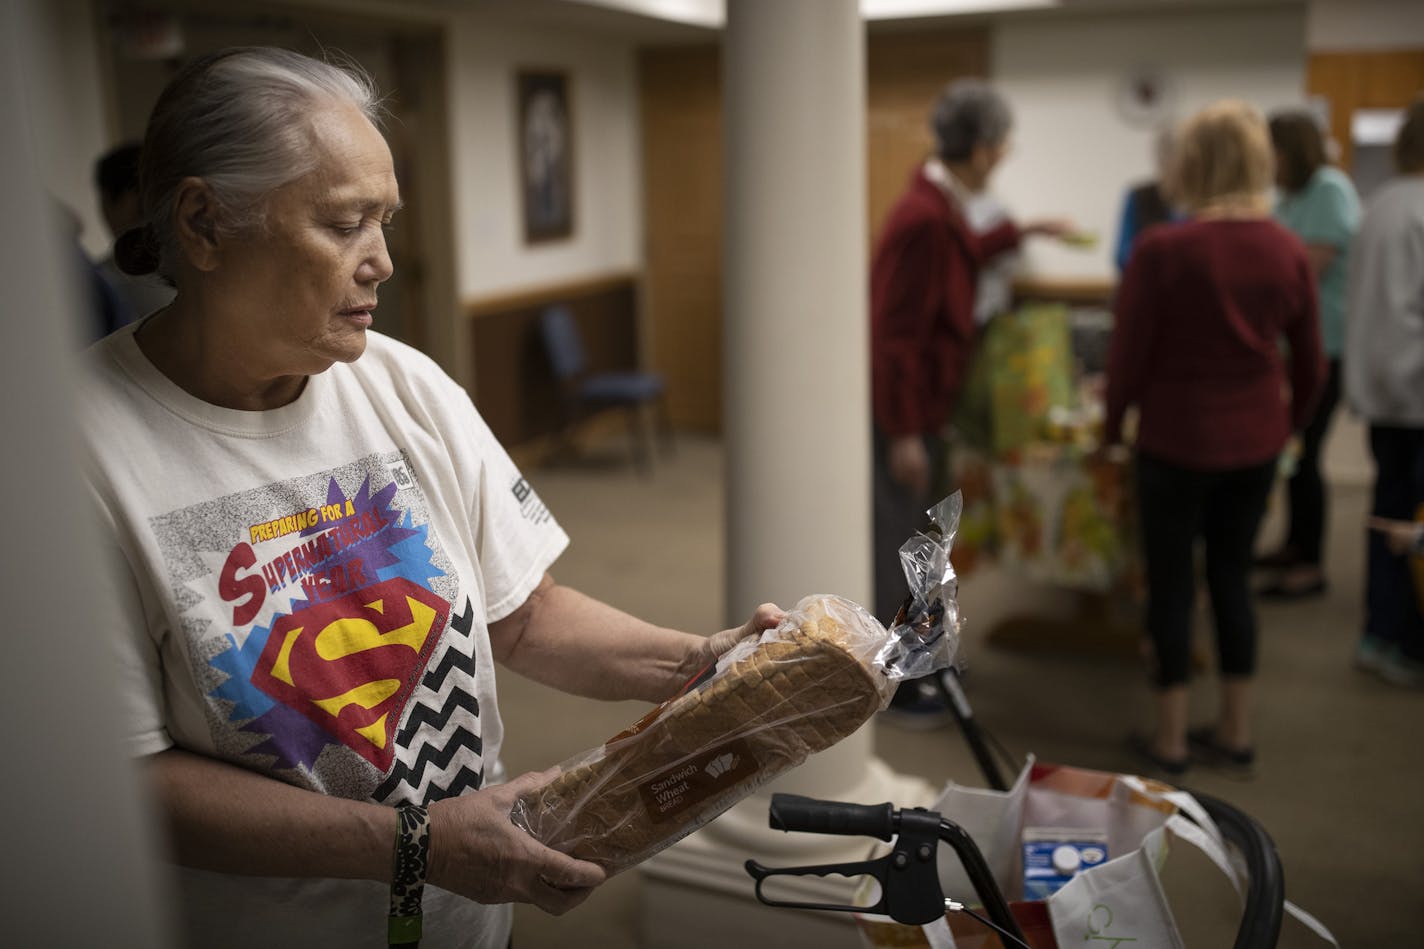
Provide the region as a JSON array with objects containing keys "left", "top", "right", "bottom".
[{"left": 540, "top": 305, "right": 672, "bottom": 471}]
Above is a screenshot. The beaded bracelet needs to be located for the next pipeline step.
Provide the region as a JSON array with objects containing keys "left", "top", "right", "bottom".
[{"left": 389, "top": 803, "right": 431, "bottom": 947}]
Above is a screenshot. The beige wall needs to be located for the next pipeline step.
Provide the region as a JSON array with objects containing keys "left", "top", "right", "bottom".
[
  {"left": 1308, "top": 0, "right": 1424, "bottom": 51},
  {"left": 4, "top": 3, "right": 176, "bottom": 943},
  {"left": 30, "top": 0, "right": 1417, "bottom": 308},
  {"left": 19, "top": 1, "right": 1406, "bottom": 482},
  {"left": 447, "top": 13, "right": 643, "bottom": 301},
  {"left": 990, "top": 3, "right": 1309, "bottom": 280},
  {"left": 25, "top": 1, "right": 644, "bottom": 302},
  {"left": 25, "top": 0, "right": 110, "bottom": 258}
]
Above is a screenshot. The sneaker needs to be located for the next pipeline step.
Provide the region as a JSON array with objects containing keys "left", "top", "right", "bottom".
[
  {"left": 1353, "top": 637, "right": 1395, "bottom": 675},
  {"left": 1376, "top": 652, "right": 1424, "bottom": 690},
  {"left": 879, "top": 680, "right": 952, "bottom": 731}
]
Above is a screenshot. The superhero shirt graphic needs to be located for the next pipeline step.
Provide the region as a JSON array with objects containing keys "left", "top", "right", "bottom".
[{"left": 149, "top": 452, "right": 485, "bottom": 803}]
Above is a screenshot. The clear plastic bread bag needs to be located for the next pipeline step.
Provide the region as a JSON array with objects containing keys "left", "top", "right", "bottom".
[{"left": 508, "top": 492, "right": 963, "bottom": 875}]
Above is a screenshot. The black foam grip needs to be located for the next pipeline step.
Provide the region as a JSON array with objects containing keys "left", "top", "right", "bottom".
[{"left": 768, "top": 794, "right": 895, "bottom": 841}]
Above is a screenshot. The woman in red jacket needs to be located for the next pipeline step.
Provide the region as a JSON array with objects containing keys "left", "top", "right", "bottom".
[{"left": 1105, "top": 100, "right": 1325, "bottom": 775}]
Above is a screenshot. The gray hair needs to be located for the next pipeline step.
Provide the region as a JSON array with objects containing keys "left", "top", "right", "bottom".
[
  {"left": 930, "top": 79, "right": 1012, "bottom": 163},
  {"left": 118, "top": 47, "right": 382, "bottom": 280}
]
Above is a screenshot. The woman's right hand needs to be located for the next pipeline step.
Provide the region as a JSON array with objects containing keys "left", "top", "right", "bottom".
[
  {"left": 1023, "top": 217, "right": 1079, "bottom": 239},
  {"left": 1368, "top": 516, "right": 1424, "bottom": 556},
  {"left": 888, "top": 435, "right": 930, "bottom": 498},
  {"left": 426, "top": 768, "right": 606, "bottom": 915}
]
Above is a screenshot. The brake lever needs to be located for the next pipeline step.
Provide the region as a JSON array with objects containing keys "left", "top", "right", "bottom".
[{"left": 744, "top": 809, "right": 946, "bottom": 926}]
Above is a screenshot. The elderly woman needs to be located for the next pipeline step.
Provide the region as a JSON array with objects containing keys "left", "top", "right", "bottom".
[
  {"left": 1105, "top": 100, "right": 1325, "bottom": 775},
  {"left": 870, "top": 78, "right": 1069, "bottom": 723},
  {"left": 1254, "top": 109, "right": 1361, "bottom": 599},
  {"left": 80, "top": 47, "right": 779, "bottom": 948}
]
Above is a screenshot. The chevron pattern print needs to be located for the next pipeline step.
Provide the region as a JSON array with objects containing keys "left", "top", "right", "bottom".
[{"left": 375, "top": 596, "right": 485, "bottom": 804}]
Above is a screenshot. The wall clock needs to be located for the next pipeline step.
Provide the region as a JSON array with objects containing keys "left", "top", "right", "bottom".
[{"left": 1115, "top": 64, "right": 1177, "bottom": 128}]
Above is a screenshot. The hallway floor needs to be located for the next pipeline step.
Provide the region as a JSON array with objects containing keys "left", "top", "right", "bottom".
[{"left": 498, "top": 435, "right": 1424, "bottom": 947}]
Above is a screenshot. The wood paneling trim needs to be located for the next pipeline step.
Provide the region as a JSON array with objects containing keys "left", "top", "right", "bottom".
[
  {"left": 1013, "top": 276, "right": 1116, "bottom": 307},
  {"left": 467, "top": 274, "right": 641, "bottom": 449},
  {"left": 463, "top": 269, "right": 641, "bottom": 319}
]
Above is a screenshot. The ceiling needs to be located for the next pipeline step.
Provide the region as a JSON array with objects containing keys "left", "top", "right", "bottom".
[
  {"left": 497, "top": 0, "right": 1312, "bottom": 38},
  {"left": 116, "top": 0, "right": 1316, "bottom": 48}
]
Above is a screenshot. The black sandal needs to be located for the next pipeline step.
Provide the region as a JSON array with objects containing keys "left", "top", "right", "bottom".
[
  {"left": 1126, "top": 733, "right": 1189, "bottom": 776},
  {"left": 1252, "top": 547, "right": 1301, "bottom": 569},
  {"left": 1187, "top": 727, "right": 1255, "bottom": 775},
  {"left": 1257, "top": 576, "right": 1326, "bottom": 600}
]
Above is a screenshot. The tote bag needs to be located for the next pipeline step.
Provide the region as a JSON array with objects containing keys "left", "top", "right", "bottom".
[{"left": 855, "top": 760, "right": 1337, "bottom": 949}]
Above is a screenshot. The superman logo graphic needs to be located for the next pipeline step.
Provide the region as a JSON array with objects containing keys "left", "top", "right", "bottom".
[{"left": 251, "top": 577, "right": 449, "bottom": 771}]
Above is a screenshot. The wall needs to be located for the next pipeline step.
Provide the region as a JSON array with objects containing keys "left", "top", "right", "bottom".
[
  {"left": 24, "top": 0, "right": 111, "bottom": 259},
  {"left": 448, "top": 13, "right": 643, "bottom": 301},
  {"left": 1308, "top": 0, "right": 1424, "bottom": 51},
  {"left": 467, "top": 275, "right": 642, "bottom": 447},
  {"left": 986, "top": 3, "right": 1382, "bottom": 488},
  {"left": 989, "top": 4, "right": 1308, "bottom": 280},
  {"left": 26, "top": 0, "right": 644, "bottom": 305},
  {"left": 3, "top": 3, "right": 176, "bottom": 943}
]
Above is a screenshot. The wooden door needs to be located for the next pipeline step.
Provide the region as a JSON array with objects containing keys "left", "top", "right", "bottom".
[
  {"left": 639, "top": 46, "right": 724, "bottom": 433},
  {"left": 866, "top": 29, "right": 988, "bottom": 249},
  {"left": 1308, "top": 49, "right": 1424, "bottom": 172}
]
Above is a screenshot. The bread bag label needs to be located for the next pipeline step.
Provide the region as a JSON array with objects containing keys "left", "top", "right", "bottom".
[{"left": 637, "top": 738, "right": 758, "bottom": 823}]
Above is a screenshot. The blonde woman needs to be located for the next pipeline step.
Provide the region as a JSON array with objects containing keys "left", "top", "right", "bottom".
[{"left": 1104, "top": 100, "right": 1326, "bottom": 775}]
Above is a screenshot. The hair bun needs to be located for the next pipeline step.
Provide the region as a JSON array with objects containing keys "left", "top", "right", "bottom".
[{"left": 114, "top": 224, "right": 160, "bottom": 276}]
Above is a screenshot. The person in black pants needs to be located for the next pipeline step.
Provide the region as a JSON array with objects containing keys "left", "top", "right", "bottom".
[
  {"left": 1103, "top": 101, "right": 1325, "bottom": 774},
  {"left": 1360, "top": 429, "right": 1424, "bottom": 685},
  {"left": 1256, "top": 111, "right": 1361, "bottom": 598},
  {"left": 1135, "top": 455, "right": 1277, "bottom": 770},
  {"left": 1257, "top": 363, "right": 1338, "bottom": 593}
]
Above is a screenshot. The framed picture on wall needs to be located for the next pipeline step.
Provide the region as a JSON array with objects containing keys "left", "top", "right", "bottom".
[{"left": 516, "top": 70, "right": 574, "bottom": 243}]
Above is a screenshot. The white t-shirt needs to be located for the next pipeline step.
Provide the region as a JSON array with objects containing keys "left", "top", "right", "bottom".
[
  {"left": 963, "top": 190, "right": 1019, "bottom": 327},
  {"left": 79, "top": 323, "right": 569, "bottom": 949}
]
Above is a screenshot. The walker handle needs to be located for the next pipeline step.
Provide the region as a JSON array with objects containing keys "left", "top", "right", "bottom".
[{"left": 769, "top": 794, "right": 896, "bottom": 841}]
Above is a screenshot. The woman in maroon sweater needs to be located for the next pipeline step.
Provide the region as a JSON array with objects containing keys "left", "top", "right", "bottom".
[{"left": 1105, "top": 100, "right": 1325, "bottom": 774}]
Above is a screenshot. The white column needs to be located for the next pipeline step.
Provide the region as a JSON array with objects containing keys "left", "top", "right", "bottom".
[
  {"left": 639, "top": 3, "right": 932, "bottom": 945},
  {"left": 719, "top": 0, "right": 885, "bottom": 807},
  {"left": 1, "top": 2, "right": 174, "bottom": 945}
]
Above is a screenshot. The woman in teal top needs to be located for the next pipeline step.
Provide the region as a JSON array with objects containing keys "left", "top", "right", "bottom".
[{"left": 1257, "top": 111, "right": 1361, "bottom": 598}]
